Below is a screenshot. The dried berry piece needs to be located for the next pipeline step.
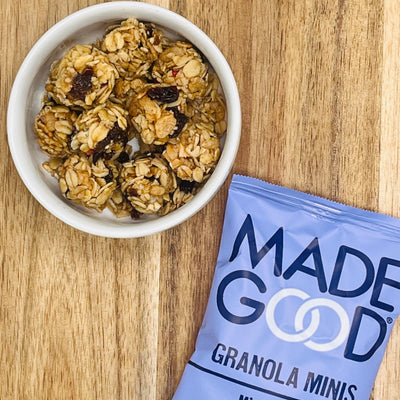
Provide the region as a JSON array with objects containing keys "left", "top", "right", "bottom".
[
  {"left": 151, "top": 145, "right": 165, "bottom": 153},
  {"left": 90, "top": 122, "right": 128, "bottom": 163},
  {"left": 177, "top": 177, "right": 198, "bottom": 194},
  {"left": 103, "top": 151, "right": 115, "bottom": 161},
  {"left": 174, "top": 116, "right": 188, "bottom": 136},
  {"left": 147, "top": 86, "right": 179, "bottom": 103},
  {"left": 130, "top": 208, "right": 141, "bottom": 220},
  {"left": 92, "top": 152, "right": 102, "bottom": 164},
  {"left": 69, "top": 67, "right": 94, "bottom": 101},
  {"left": 94, "top": 122, "right": 127, "bottom": 154},
  {"left": 117, "top": 151, "right": 130, "bottom": 163},
  {"left": 145, "top": 24, "right": 154, "bottom": 38},
  {"left": 145, "top": 76, "right": 158, "bottom": 84},
  {"left": 167, "top": 107, "right": 189, "bottom": 138},
  {"left": 127, "top": 187, "right": 138, "bottom": 197},
  {"left": 103, "top": 169, "right": 114, "bottom": 183}
]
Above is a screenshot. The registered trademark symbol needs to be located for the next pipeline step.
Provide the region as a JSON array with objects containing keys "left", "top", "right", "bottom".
[{"left": 387, "top": 317, "right": 393, "bottom": 324}]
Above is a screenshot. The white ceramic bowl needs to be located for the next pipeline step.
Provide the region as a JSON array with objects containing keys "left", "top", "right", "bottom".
[{"left": 7, "top": 1, "right": 241, "bottom": 238}]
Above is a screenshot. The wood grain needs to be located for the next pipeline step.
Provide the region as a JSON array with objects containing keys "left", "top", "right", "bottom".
[{"left": 1, "top": 0, "right": 400, "bottom": 399}]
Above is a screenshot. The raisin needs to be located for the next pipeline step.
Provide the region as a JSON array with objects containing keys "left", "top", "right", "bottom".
[
  {"left": 103, "top": 169, "right": 114, "bottom": 183},
  {"left": 90, "top": 123, "right": 127, "bottom": 162},
  {"left": 145, "top": 24, "right": 154, "bottom": 38},
  {"left": 147, "top": 86, "right": 179, "bottom": 103},
  {"left": 145, "top": 76, "right": 158, "bottom": 84},
  {"left": 173, "top": 113, "right": 188, "bottom": 137},
  {"left": 69, "top": 67, "right": 94, "bottom": 101},
  {"left": 92, "top": 152, "right": 102, "bottom": 164},
  {"left": 117, "top": 151, "right": 130, "bottom": 163},
  {"left": 94, "top": 122, "right": 127, "bottom": 154},
  {"left": 103, "top": 151, "right": 115, "bottom": 160},
  {"left": 150, "top": 145, "right": 165, "bottom": 154},
  {"left": 177, "top": 177, "right": 198, "bottom": 194},
  {"left": 127, "top": 187, "right": 138, "bottom": 197},
  {"left": 167, "top": 107, "right": 189, "bottom": 137},
  {"left": 130, "top": 208, "right": 141, "bottom": 220}
]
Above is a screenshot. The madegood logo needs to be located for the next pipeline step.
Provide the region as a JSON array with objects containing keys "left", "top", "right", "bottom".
[
  {"left": 265, "top": 288, "right": 350, "bottom": 352},
  {"left": 218, "top": 214, "right": 400, "bottom": 362}
]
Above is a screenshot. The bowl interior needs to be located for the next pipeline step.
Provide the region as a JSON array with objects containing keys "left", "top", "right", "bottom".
[
  {"left": 26, "top": 20, "right": 188, "bottom": 225},
  {"left": 8, "top": 2, "right": 241, "bottom": 237}
]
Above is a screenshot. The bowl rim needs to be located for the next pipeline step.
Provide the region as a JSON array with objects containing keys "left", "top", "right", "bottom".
[{"left": 7, "top": 1, "right": 241, "bottom": 238}]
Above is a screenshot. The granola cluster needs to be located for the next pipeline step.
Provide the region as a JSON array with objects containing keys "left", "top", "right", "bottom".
[
  {"left": 45, "top": 44, "right": 119, "bottom": 108},
  {"left": 33, "top": 18, "right": 226, "bottom": 218}
]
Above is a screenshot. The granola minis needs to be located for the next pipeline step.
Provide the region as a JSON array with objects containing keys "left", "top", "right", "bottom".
[
  {"left": 45, "top": 44, "right": 119, "bottom": 108},
  {"left": 58, "top": 154, "right": 118, "bottom": 212},
  {"left": 152, "top": 42, "right": 209, "bottom": 99},
  {"left": 71, "top": 101, "right": 130, "bottom": 159},
  {"left": 33, "top": 104, "right": 77, "bottom": 158},
  {"left": 119, "top": 155, "right": 177, "bottom": 215},
  {"left": 101, "top": 18, "right": 165, "bottom": 80},
  {"left": 163, "top": 122, "right": 220, "bottom": 183},
  {"left": 33, "top": 18, "right": 226, "bottom": 219}
]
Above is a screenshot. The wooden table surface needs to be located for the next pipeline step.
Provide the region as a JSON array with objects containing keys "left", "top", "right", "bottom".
[{"left": 2, "top": 0, "right": 400, "bottom": 399}]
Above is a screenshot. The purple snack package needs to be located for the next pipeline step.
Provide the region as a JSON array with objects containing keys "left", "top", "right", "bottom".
[{"left": 173, "top": 174, "right": 400, "bottom": 400}]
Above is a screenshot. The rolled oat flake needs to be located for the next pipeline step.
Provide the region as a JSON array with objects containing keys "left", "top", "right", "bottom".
[{"left": 173, "top": 175, "right": 400, "bottom": 400}]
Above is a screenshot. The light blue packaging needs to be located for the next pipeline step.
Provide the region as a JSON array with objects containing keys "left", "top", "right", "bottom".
[{"left": 173, "top": 175, "right": 400, "bottom": 400}]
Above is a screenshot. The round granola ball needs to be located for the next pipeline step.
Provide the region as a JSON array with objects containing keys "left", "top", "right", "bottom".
[
  {"left": 71, "top": 101, "right": 130, "bottom": 159},
  {"left": 58, "top": 154, "right": 118, "bottom": 211},
  {"left": 33, "top": 103, "right": 77, "bottom": 157},
  {"left": 151, "top": 42, "right": 209, "bottom": 99},
  {"left": 162, "top": 122, "right": 220, "bottom": 183},
  {"left": 119, "top": 155, "right": 177, "bottom": 215},
  {"left": 129, "top": 88, "right": 189, "bottom": 145},
  {"left": 101, "top": 18, "right": 165, "bottom": 79},
  {"left": 185, "top": 74, "right": 227, "bottom": 136},
  {"left": 45, "top": 44, "right": 119, "bottom": 108}
]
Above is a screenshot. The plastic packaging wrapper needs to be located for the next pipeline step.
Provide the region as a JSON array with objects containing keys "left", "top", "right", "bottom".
[{"left": 173, "top": 174, "right": 400, "bottom": 400}]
